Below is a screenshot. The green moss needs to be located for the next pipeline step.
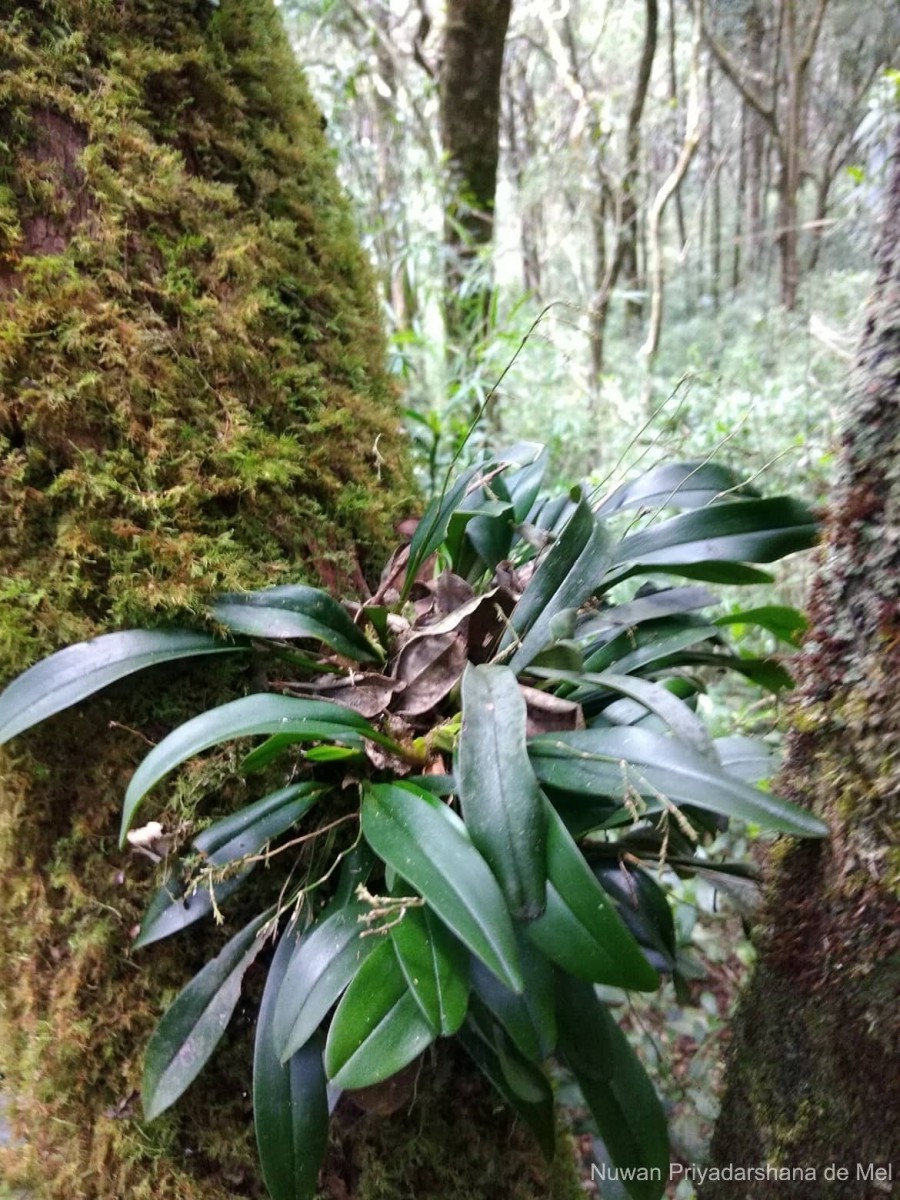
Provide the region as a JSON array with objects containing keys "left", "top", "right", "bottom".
[
  {"left": 323, "top": 1045, "right": 583, "bottom": 1200},
  {"left": 0, "top": 0, "right": 413, "bottom": 673},
  {"left": 0, "top": 1, "right": 413, "bottom": 1195}
]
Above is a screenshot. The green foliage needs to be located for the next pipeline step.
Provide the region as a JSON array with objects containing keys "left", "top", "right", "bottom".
[{"left": 0, "top": 445, "right": 827, "bottom": 1200}]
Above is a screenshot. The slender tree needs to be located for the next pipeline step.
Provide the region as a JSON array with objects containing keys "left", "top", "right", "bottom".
[
  {"left": 440, "top": 0, "right": 512, "bottom": 355},
  {"left": 704, "top": 127, "right": 900, "bottom": 1197}
]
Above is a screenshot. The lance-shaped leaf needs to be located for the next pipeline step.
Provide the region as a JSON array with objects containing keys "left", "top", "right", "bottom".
[
  {"left": 211, "top": 585, "right": 380, "bottom": 662},
  {"left": 254, "top": 925, "right": 330, "bottom": 1200},
  {"left": 597, "top": 460, "right": 756, "bottom": 517},
  {"left": 530, "top": 668, "right": 715, "bottom": 760},
  {"left": 402, "top": 462, "right": 484, "bottom": 598},
  {"left": 323, "top": 938, "right": 435, "bottom": 1089},
  {"left": 714, "top": 735, "right": 774, "bottom": 782},
  {"left": 502, "top": 495, "right": 612, "bottom": 672},
  {"left": 390, "top": 905, "right": 470, "bottom": 1036},
  {"left": 133, "top": 867, "right": 252, "bottom": 950},
  {"left": 529, "top": 726, "right": 829, "bottom": 838},
  {"left": 0, "top": 629, "right": 244, "bottom": 745},
  {"left": 142, "top": 909, "right": 272, "bottom": 1121},
  {"left": 458, "top": 1002, "right": 556, "bottom": 1160},
  {"left": 121, "top": 695, "right": 376, "bottom": 844},
  {"left": 524, "top": 804, "right": 659, "bottom": 991},
  {"left": 361, "top": 783, "right": 523, "bottom": 993},
  {"left": 456, "top": 665, "right": 547, "bottom": 921},
  {"left": 714, "top": 603, "right": 808, "bottom": 646},
  {"left": 469, "top": 934, "right": 557, "bottom": 1063},
  {"left": 274, "top": 900, "right": 376, "bottom": 1062},
  {"left": 193, "top": 782, "right": 325, "bottom": 866},
  {"left": 613, "top": 496, "right": 817, "bottom": 570},
  {"left": 556, "top": 975, "right": 668, "bottom": 1200}
]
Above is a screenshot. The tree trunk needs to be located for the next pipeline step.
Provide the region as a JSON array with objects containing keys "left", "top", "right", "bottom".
[
  {"left": 439, "top": 0, "right": 512, "bottom": 357},
  {"left": 704, "top": 128, "right": 900, "bottom": 1198},
  {"left": 0, "top": 4, "right": 580, "bottom": 1199}
]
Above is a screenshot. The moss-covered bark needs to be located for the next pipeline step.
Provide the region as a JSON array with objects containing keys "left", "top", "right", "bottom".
[
  {"left": 703, "top": 133, "right": 900, "bottom": 1199},
  {"left": 0, "top": 5, "right": 582, "bottom": 1197},
  {"left": 0, "top": 0, "right": 411, "bottom": 1194}
]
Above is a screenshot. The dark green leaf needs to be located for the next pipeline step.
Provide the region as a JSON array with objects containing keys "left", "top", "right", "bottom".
[
  {"left": 525, "top": 804, "right": 659, "bottom": 991},
  {"left": 557, "top": 975, "right": 668, "bottom": 1200},
  {"left": 715, "top": 735, "right": 774, "bottom": 782},
  {"left": 193, "top": 782, "right": 324, "bottom": 866},
  {"left": 254, "top": 924, "right": 329, "bottom": 1200},
  {"left": 714, "top": 604, "right": 808, "bottom": 645},
  {"left": 457, "top": 665, "right": 547, "bottom": 921},
  {"left": 597, "top": 461, "right": 756, "bottom": 517},
  {"left": 470, "top": 933, "right": 556, "bottom": 1062},
  {"left": 323, "top": 938, "right": 435, "bottom": 1089},
  {"left": 0, "top": 629, "right": 244, "bottom": 745},
  {"left": 361, "top": 783, "right": 523, "bottom": 993},
  {"left": 403, "top": 463, "right": 484, "bottom": 598},
  {"left": 133, "top": 867, "right": 252, "bottom": 950},
  {"left": 273, "top": 901, "right": 376, "bottom": 1062},
  {"left": 590, "top": 864, "right": 677, "bottom": 971},
  {"left": 121, "top": 695, "right": 374, "bottom": 844},
  {"left": 211, "top": 586, "right": 379, "bottom": 662},
  {"left": 390, "top": 905, "right": 470, "bottom": 1036},
  {"left": 458, "top": 1007, "right": 556, "bottom": 1159},
  {"left": 531, "top": 668, "right": 715, "bottom": 759},
  {"left": 614, "top": 496, "right": 817, "bottom": 570},
  {"left": 529, "top": 727, "right": 829, "bottom": 837},
  {"left": 504, "top": 495, "right": 612, "bottom": 671},
  {"left": 142, "top": 909, "right": 272, "bottom": 1120}
]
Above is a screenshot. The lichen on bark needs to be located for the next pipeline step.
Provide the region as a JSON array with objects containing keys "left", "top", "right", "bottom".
[{"left": 703, "top": 132, "right": 900, "bottom": 1200}]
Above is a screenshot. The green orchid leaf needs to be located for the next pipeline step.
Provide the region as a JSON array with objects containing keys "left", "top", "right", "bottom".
[
  {"left": 469, "top": 933, "right": 557, "bottom": 1063},
  {"left": 361, "top": 782, "right": 523, "bottom": 993},
  {"left": 121, "top": 695, "right": 375, "bottom": 844},
  {"left": 714, "top": 735, "right": 774, "bottom": 782},
  {"left": 681, "top": 651, "right": 795, "bottom": 692},
  {"left": 390, "top": 904, "right": 470, "bottom": 1036},
  {"left": 211, "top": 585, "right": 379, "bottom": 662},
  {"left": 529, "top": 726, "right": 829, "bottom": 837},
  {"left": 273, "top": 900, "right": 376, "bottom": 1062},
  {"left": 502, "top": 441, "right": 548, "bottom": 524},
  {"left": 254, "top": 924, "right": 330, "bottom": 1200},
  {"left": 458, "top": 1003, "right": 556, "bottom": 1160},
  {"left": 598, "top": 461, "right": 756, "bottom": 517},
  {"left": 590, "top": 863, "right": 677, "bottom": 972},
  {"left": 0, "top": 629, "right": 245, "bottom": 745},
  {"left": 142, "top": 909, "right": 272, "bottom": 1121},
  {"left": 457, "top": 664, "right": 547, "bottom": 921},
  {"left": 613, "top": 496, "right": 817, "bottom": 570},
  {"left": 323, "top": 938, "right": 435, "bottom": 1089},
  {"left": 714, "top": 603, "right": 808, "bottom": 645},
  {"left": 524, "top": 803, "right": 659, "bottom": 991},
  {"left": 502, "top": 495, "right": 613, "bottom": 672},
  {"left": 193, "top": 782, "right": 324, "bottom": 866},
  {"left": 133, "top": 867, "right": 252, "bottom": 950},
  {"left": 241, "top": 733, "right": 310, "bottom": 774},
  {"left": 403, "top": 462, "right": 485, "bottom": 598},
  {"left": 531, "top": 668, "right": 715, "bottom": 760},
  {"left": 557, "top": 975, "right": 668, "bottom": 1200},
  {"left": 576, "top": 586, "right": 718, "bottom": 639}
]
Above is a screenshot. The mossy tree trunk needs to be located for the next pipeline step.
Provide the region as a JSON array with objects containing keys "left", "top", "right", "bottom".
[
  {"left": 702, "top": 131, "right": 900, "bottom": 1199},
  {"left": 0, "top": 4, "right": 580, "bottom": 1198}
]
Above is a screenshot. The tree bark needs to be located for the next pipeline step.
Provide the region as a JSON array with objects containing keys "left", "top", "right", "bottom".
[
  {"left": 704, "top": 127, "right": 900, "bottom": 1198},
  {"left": 439, "top": 0, "right": 512, "bottom": 354}
]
